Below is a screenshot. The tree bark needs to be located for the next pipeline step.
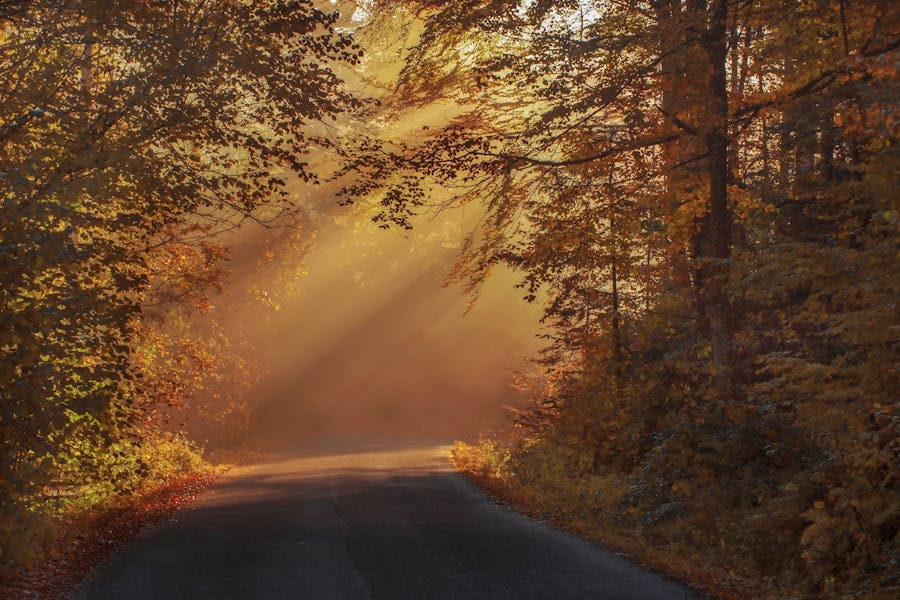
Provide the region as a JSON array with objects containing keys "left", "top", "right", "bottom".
[
  {"left": 655, "top": 0, "right": 736, "bottom": 400},
  {"left": 695, "top": 0, "right": 735, "bottom": 401}
]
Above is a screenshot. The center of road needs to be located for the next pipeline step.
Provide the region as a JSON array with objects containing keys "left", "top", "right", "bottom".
[{"left": 72, "top": 439, "right": 702, "bottom": 600}]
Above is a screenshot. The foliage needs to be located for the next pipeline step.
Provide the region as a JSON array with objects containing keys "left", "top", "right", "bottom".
[
  {"left": 351, "top": 0, "right": 899, "bottom": 596},
  {"left": 2, "top": 467, "right": 224, "bottom": 599},
  {"left": 137, "top": 432, "right": 207, "bottom": 487},
  {"left": 1, "top": 0, "right": 359, "bottom": 573},
  {"left": 451, "top": 438, "right": 510, "bottom": 482}
]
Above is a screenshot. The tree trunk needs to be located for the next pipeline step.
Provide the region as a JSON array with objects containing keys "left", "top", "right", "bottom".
[
  {"left": 695, "top": 0, "right": 735, "bottom": 401},
  {"left": 655, "top": 0, "right": 696, "bottom": 294},
  {"left": 82, "top": 16, "right": 94, "bottom": 97},
  {"left": 655, "top": 0, "right": 736, "bottom": 400}
]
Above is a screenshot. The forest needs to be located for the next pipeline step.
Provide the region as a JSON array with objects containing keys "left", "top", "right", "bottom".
[{"left": 1, "top": 1, "right": 898, "bottom": 598}]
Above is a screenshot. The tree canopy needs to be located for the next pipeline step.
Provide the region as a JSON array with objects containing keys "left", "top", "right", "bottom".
[
  {"left": 1, "top": 0, "right": 359, "bottom": 565},
  {"left": 340, "top": 0, "right": 899, "bottom": 595}
]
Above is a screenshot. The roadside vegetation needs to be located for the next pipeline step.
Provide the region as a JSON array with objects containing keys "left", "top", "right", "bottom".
[
  {"left": 2, "top": 462, "right": 223, "bottom": 599},
  {"left": 0, "top": 0, "right": 358, "bottom": 583},
  {"left": 352, "top": 1, "right": 899, "bottom": 598}
]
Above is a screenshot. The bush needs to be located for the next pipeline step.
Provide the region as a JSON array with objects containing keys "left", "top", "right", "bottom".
[
  {"left": 451, "top": 438, "right": 510, "bottom": 481},
  {"left": 138, "top": 433, "right": 207, "bottom": 484}
]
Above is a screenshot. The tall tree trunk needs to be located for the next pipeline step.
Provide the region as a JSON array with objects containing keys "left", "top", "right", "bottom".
[
  {"left": 608, "top": 172, "right": 622, "bottom": 365},
  {"left": 695, "top": 0, "right": 735, "bottom": 401},
  {"left": 656, "top": 0, "right": 736, "bottom": 400},
  {"left": 609, "top": 187, "right": 622, "bottom": 397},
  {"left": 82, "top": 16, "right": 94, "bottom": 97},
  {"left": 655, "top": 0, "right": 696, "bottom": 293}
]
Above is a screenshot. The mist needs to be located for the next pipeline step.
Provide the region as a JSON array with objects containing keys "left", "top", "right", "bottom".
[
  {"left": 186, "top": 180, "right": 543, "bottom": 450},
  {"left": 176, "top": 9, "right": 546, "bottom": 450}
]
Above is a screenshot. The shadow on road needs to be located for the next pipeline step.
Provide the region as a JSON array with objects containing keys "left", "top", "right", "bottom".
[{"left": 72, "top": 441, "right": 703, "bottom": 600}]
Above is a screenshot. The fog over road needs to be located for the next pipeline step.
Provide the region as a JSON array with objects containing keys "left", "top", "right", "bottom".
[{"left": 72, "top": 439, "right": 702, "bottom": 600}]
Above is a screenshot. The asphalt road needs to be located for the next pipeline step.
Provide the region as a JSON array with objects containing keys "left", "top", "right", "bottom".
[{"left": 72, "top": 439, "right": 702, "bottom": 600}]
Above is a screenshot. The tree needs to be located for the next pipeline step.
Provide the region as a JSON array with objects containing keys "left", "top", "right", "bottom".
[
  {"left": 341, "top": 1, "right": 899, "bottom": 593},
  {"left": 1, "top": 0, "right": 360, "bottom": 564},
  {"left": 343, "top": 0, "right": 738, "bottom": 397}
]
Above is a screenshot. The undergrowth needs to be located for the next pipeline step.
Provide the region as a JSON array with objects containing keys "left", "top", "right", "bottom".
[
  {"left": 452, "top": 409, "right": 898, "bottom": 600},
  {"left": 0, "top": 432, "right": 212, "bottom": 582}
]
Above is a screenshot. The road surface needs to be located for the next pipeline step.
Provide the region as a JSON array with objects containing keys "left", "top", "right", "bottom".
[{"left": 72, "top": 439, "right": 702, "bottom": 599}]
